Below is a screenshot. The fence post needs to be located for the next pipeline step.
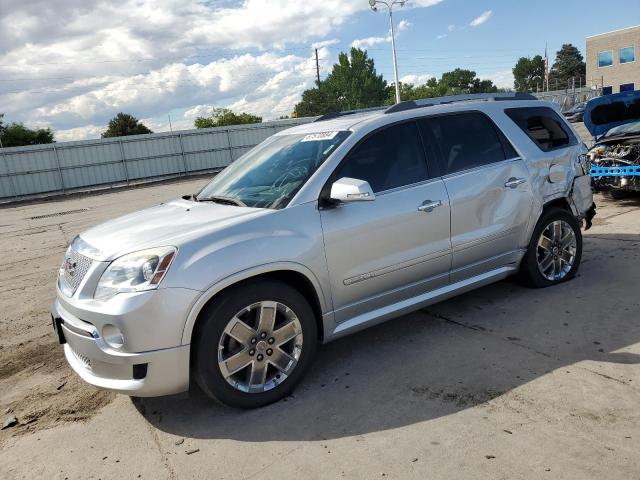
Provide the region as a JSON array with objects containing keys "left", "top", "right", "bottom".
[
  {"left": 177, "top": 133, "right": 188, "bottom": 175},
  {"left": 52, "top": 143, "right": 66, "bottom": 193},
  {"left": 118, "top": 139, "right": 130, "bottom": 185},
  {"left": 225, "top": 129, "right": 233, "bottom": 166},
  {"left": 0, "top": 142, "right": 20, "bottom": 200}
]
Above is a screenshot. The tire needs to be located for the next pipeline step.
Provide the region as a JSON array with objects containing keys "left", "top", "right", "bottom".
[
  {"left": 193, "top": 279, "right": 318, "bottom": 408},
  {"left": 520, "top": 207, "right": 582, "bottom": 288}
]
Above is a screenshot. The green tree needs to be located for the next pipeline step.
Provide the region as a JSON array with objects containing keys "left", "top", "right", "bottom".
[
  {"left": 194, "top": 108, "right": 262, "bottom": 128},
  {"left": 383, "top": 82, "right": 424, "bottom": 105},
  {"left": 0, "top": 114, "right": 55, "bottom": 147},
  {"left": 512, "top": 55, "right": 546, "bottom": 92},
  {"left": 101, "top": 113, "right": 152, "bottom": 138},
  {"left": 295, "top": 48, "right": 387, "bottom": 115},
  {"left": 549, "top": 44, "right": 586, "bottom": 89},
  {"left": 384, "top": 70, "right": 498, "bottom": 104},
  {"left": 439, "top": 68, "right": 499, "bottom": 94},
  {"left": 294, "top": 85, "right": 340, "bottom": 116},
  {"left": 413, "top": 77, "right": 447, "bottom": 98}
]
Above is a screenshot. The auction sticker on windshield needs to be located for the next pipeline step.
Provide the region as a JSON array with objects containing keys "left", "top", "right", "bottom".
[{"left": 301, "top": 131, "right": 339, "bottom": 142}]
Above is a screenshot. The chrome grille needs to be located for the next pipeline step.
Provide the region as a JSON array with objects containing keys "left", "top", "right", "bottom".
[{"left": 62, "top": 248, "right": 93, "bottom": 295}]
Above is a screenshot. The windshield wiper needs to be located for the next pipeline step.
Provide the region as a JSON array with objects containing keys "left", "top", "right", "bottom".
[{"left": 196, "top": 195, "right": 247, "bottom": 207}]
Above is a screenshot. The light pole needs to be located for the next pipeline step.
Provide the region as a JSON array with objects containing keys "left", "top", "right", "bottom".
[{"left": 369, "top": 0, "right": 406, "bottom": 104}]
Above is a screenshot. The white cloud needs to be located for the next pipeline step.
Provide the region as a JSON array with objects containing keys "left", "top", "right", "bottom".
[
  {"left": 469, "top": 10, "right": 493, "bottom": 27},
  {"left": 410, "top": 0, "right": 444, "bottom": 7},
  {"left": 436, "top": 34, "right": 448, "bottom": 40},
  {"left": 55, "top": 124, "right": 105, "bottom": 142},
  {"left": 398, "top": 20, "right": 412, "bottom": 31},
  {"left": 447, "top": 24, "right": 456, "bottom": 32},
  {"left": 29, "top": 52, "right": 323, "bottom": 128},
  {"left": 480, "top": 69, "right": 514, "bottom": 89},
  {"left": 400, "top": 74, "right": 435, "bottom": 86},
  {"left": 351, "top": 36, "right": 390, "bottom": 49},
  {"left": 352, "top": 19, "right": 411, "bottom": 49},
  {"left": 311, "top": 39, "right": 340, "bottom": 49},
  {"left": 0, "top": 0, "right": 443, "bottom": 140}
]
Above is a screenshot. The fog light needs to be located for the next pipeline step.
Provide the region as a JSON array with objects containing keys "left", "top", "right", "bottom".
[{"left": 102, "top": 324, "right": 124, "bottom": 349}]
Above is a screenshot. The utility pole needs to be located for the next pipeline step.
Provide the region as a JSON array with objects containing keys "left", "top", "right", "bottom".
[{"left": 315, "top": 48, "right": 321, "bottom": 85}]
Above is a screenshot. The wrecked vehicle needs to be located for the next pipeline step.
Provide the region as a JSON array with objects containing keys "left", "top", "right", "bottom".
[
  {"left": 563, "top": 102, "right": 586, "bottom": 123},
  {"left": 52, "top": 93, "right": 595, "bottom": 408},
  {"left": 586, "top": 90, "right": 640, "bottom": 192}
]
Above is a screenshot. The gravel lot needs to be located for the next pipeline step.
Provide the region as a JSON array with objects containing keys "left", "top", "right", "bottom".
[{"left": 0, "top": 175, "right": 639, "bottom": 479}]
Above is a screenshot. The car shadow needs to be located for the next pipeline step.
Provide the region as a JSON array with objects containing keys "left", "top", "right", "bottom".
[{"left": 134, "top": 232, "right": 640, "bottom": 441}]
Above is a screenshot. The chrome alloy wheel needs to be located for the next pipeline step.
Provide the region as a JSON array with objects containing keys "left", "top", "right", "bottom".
[
  {"left": 536, "top": 220, "right": 577, "bottom": 281},
  {"left": 217, "top": 301, "right": 303, "bottom": 393}
]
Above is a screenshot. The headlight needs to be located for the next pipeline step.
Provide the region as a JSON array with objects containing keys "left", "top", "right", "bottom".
[{"left": 94, "top": 247, "right": 177, "bottom": 301}]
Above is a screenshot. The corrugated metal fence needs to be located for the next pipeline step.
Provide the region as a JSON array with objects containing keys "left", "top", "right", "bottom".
[
  {"left": 533, "top": 87, "right": 601, "bottom": 111},
  {"left": 0, "top": 117, "right": 314, "bottom": 202}
]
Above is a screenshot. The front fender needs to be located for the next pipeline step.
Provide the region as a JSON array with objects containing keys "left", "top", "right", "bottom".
[{"left": 180, "top": 261, "right": 330, "bottom": 345}]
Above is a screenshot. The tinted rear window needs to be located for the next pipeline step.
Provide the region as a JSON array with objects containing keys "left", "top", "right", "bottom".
[{"left": 505, "top": 107, "right": 576, "bottom": 152}]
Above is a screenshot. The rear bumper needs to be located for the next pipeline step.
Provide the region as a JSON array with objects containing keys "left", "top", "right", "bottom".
[{"left": 52, "top": 301, "right": 190, "bottom": 397}]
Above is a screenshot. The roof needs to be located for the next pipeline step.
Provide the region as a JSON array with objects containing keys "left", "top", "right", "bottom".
[
  {"left": 586, "top": 24, "right": 640, "bottom": 39},
  {"left": 275, "top": 110, "right": 385, "bottom": 135},
  {"left": 277, "top": 92, "right": 541, "bottom": 136}
]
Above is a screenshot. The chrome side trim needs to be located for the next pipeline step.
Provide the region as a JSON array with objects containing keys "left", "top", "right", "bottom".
[
  {"left": 453, "top": 226, "right": 521, "bottom": 252},
  {"left": 329, "top": 265, "right": 516, "bottom": 340},
  {"left": 343, "top": 249, "right": 451, "bottom": 286}
]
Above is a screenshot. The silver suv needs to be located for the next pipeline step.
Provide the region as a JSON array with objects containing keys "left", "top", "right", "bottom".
[{"left": 52, "top": 93, "right": 595, "bottom": 408}]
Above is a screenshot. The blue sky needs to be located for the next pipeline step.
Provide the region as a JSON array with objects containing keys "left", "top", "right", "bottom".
[
  {"left": 332, "top": 0, "right": 640, "bottom": 88},
  {"left": 1, "top": 0, "right": 638, "bottom": 141}
]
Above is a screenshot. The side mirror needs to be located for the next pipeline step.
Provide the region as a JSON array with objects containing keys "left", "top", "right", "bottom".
[
  {"left": 548, "top": 164, "right": 567, "bottom": 184},
  {"left": 330, "top": 177, "right": 375, "bottom": 203}
]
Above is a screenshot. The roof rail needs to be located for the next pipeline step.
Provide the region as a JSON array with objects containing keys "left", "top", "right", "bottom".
[
  {"left": 384, "top": 92, "right": 537, "bottom": 114},
  {"left": 314, "top": 106, "right": 386, "bottom": 122}
]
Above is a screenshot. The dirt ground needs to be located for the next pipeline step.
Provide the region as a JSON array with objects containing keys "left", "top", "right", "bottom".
[
  {"left": 0, "top": 178, "right": 208, "bottom": 437},
  {"left": 0, "top": 174, "right": 639, "bottom": 479}
]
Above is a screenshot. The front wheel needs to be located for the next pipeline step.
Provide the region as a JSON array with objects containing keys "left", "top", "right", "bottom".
[
  {"left": 520, "top": 208, "right": 582, "bottom": 288},
  {"left": 193, "top": 280, "right": 317, "bottom": 408}
]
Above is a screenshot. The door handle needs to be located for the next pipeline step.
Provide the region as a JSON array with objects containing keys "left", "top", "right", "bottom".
[
  {"left": 417, "top": 200, "right": 442, "bottom": 213},
  {"left": 504, "top": 177, "right": 526, "bottom": 189}
]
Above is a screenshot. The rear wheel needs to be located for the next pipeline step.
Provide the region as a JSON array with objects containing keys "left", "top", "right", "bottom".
[
  {"left": 193, "top": 280, "right": 317, "bottom": 408},
  {"left": 520, "top": 208, "right": 582, "bottom": 288}
]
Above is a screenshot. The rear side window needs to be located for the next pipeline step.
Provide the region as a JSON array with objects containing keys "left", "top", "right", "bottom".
[
  {"left": 334, "top": 121, "right": 428, "bottom": 193},
  {"left": 419, "top": 112, "right": 508, "bottom": 175},
  {"left": 505, "top": 107, "right": 576, "bottom": 152}
]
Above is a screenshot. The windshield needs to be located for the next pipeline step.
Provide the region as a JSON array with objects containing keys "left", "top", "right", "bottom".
[
  {"left": 603, "top": 120, "right": 640, "bottom": 139},
  {"left": 196, "top": 131, "right": 350, "bottom": 209}
]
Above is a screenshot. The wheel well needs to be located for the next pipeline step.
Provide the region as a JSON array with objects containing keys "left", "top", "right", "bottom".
[
  {"left": 543, "top": 197, "right": 572, "bottom": 213},
  {"left": 190, "top": 270, "right": 325, "bottom": 349}
]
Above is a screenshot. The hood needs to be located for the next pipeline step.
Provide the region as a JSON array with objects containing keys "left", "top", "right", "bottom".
[
  {"left": 584, "top": 90, "right": 640, "bottom": 138},
  {"left": 78, "top": 198, "right": 270, "bottom": 261}
]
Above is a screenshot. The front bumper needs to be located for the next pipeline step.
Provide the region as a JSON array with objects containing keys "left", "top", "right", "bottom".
[{"left": 52, "top": 299, "right": 191, "bottom": 397}]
